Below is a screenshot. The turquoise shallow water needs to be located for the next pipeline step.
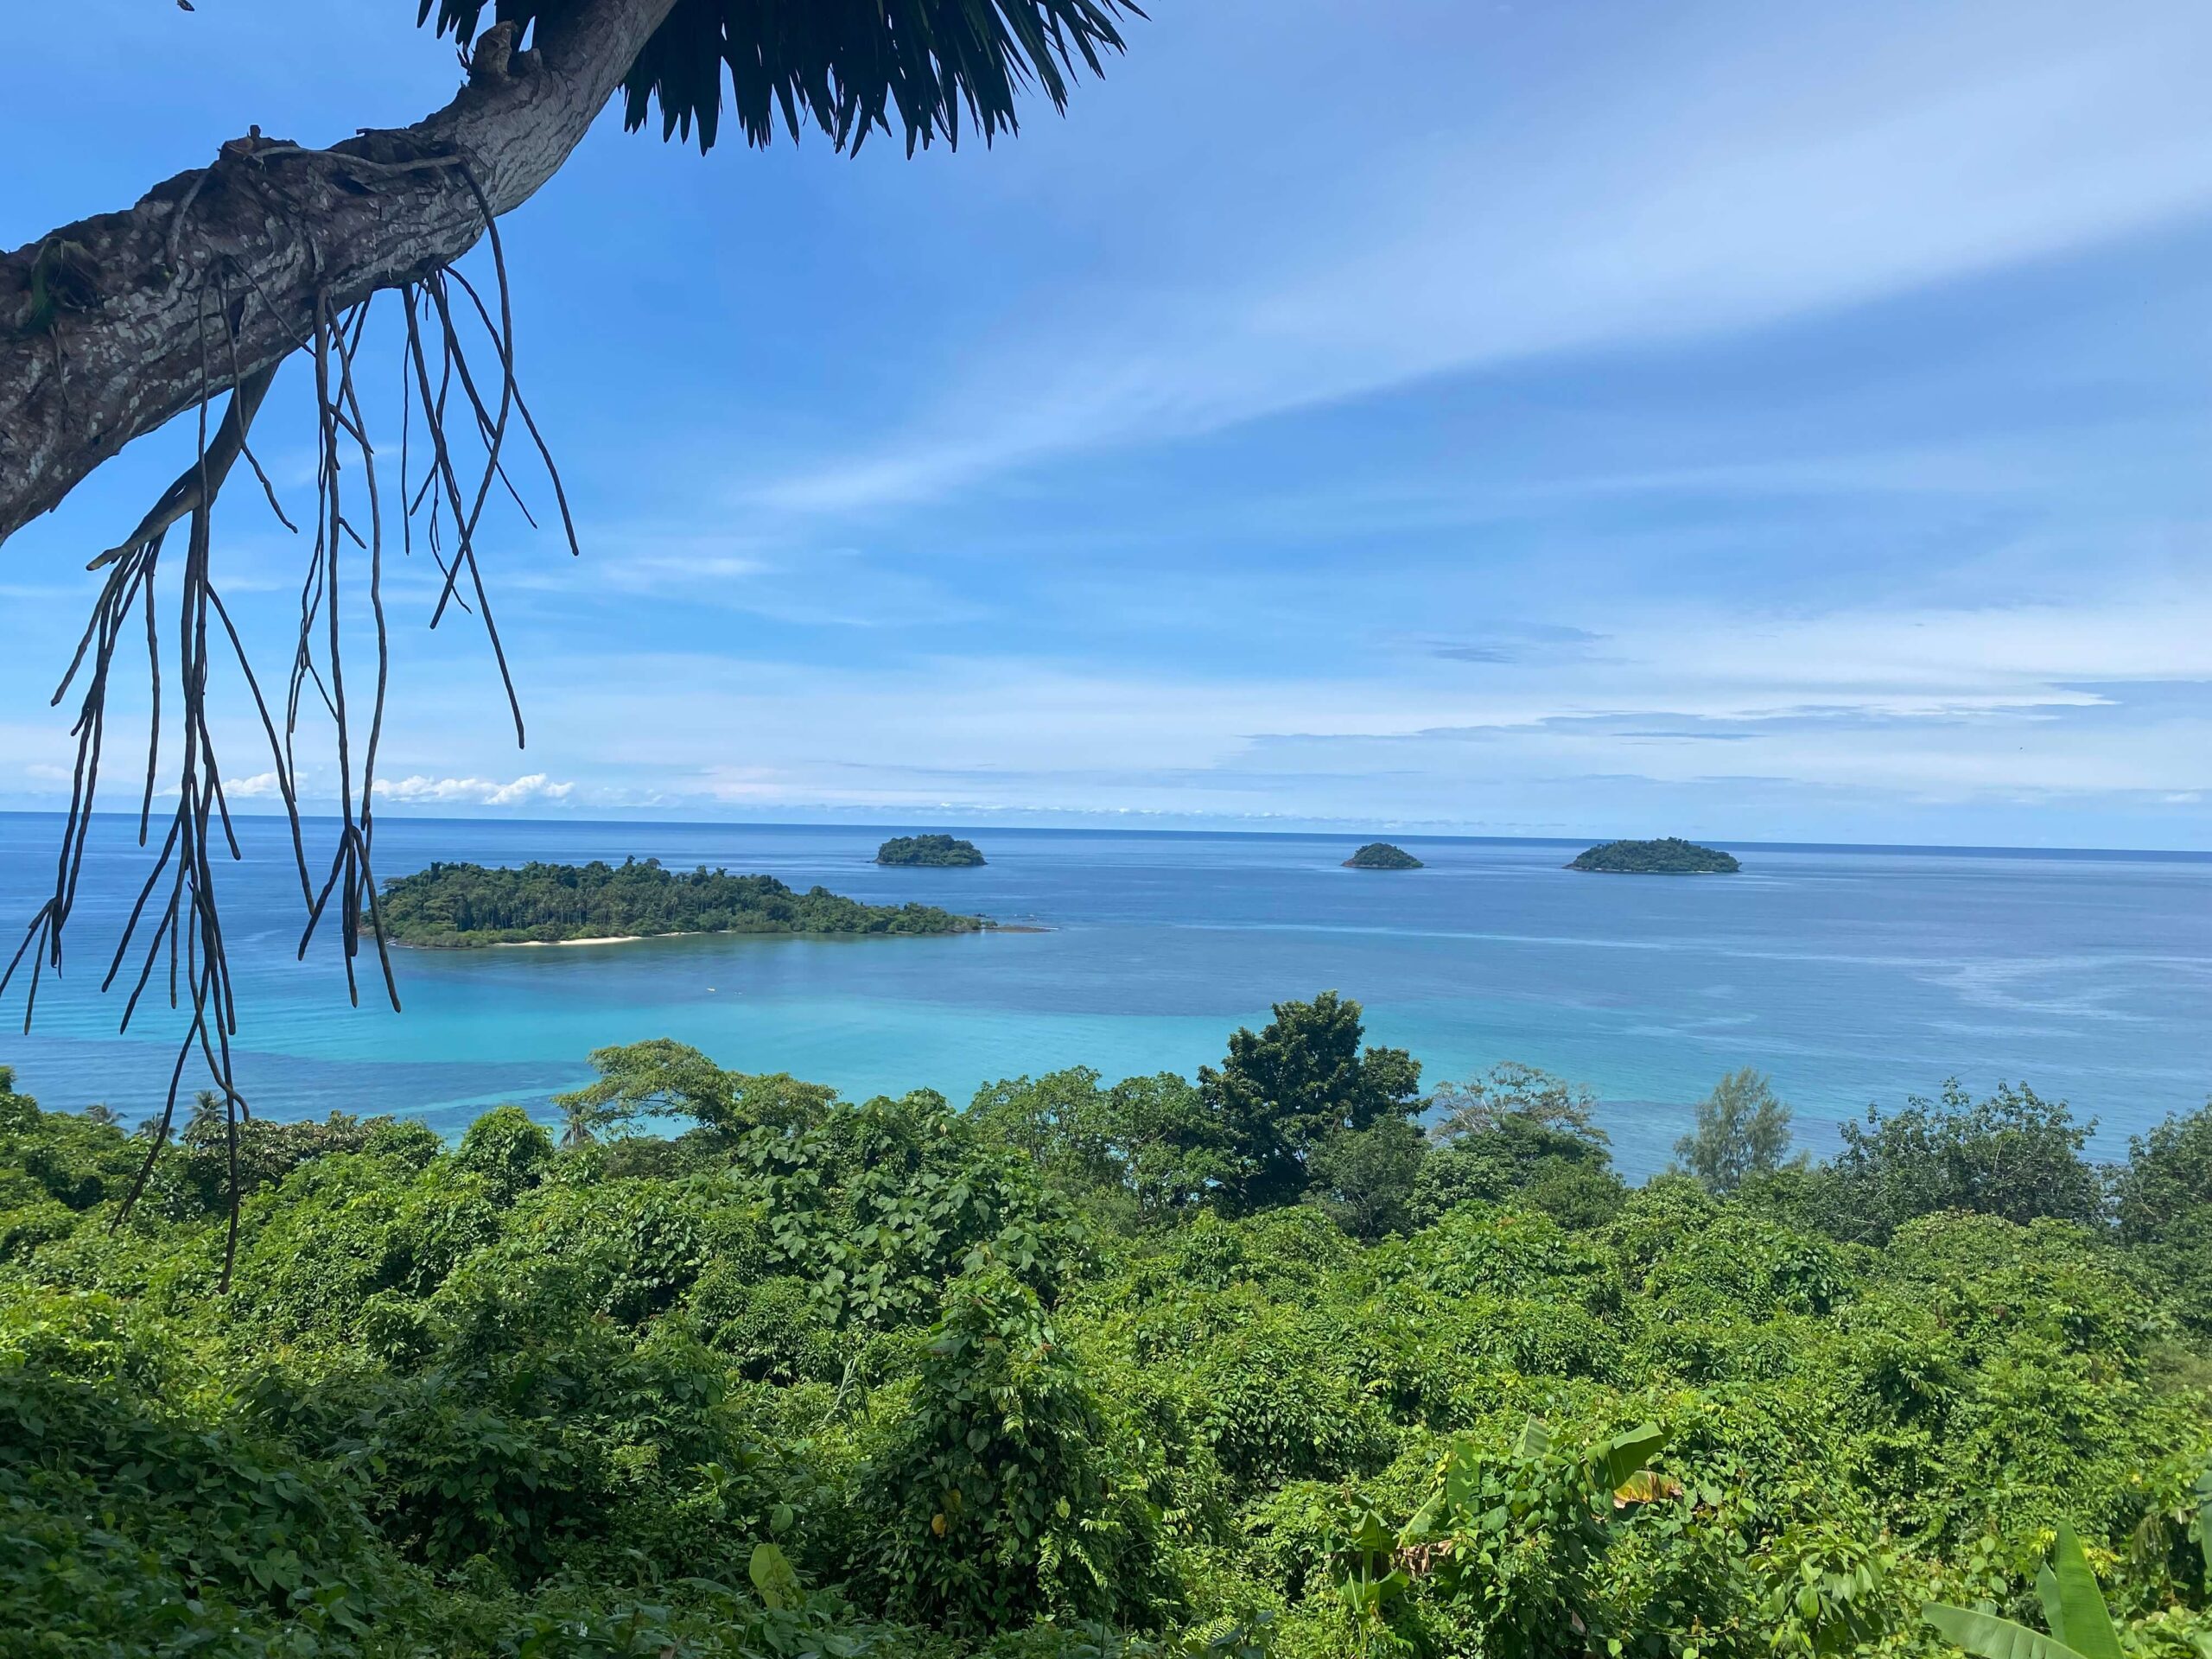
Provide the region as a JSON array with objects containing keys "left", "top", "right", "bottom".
[{"left": 2, "top": 814, "right": 2207, "bottom": 1177}]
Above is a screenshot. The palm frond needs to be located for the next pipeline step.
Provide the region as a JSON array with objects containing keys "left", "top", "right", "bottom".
[{"left": 421, "top": 0, "right": 1141, "bottom": 156}]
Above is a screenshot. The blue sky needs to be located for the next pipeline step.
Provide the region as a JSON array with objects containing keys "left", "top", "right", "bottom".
[{"left": 5, "top": 0, "right": 2211, "bottom": 846}]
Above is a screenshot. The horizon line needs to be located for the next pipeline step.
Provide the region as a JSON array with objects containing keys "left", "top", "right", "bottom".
[{"left": 3, "top": 809, "right": 2209, "bottom": 863}]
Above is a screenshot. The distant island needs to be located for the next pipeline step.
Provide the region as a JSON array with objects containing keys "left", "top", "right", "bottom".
[
  {"left": 380, "top": 858, "right": 991, "bottom": 947},
  {"left": 1568, "top": 837, "right": 1740, "bottom": 874},
  {"left": 1344, "top": 842, "right": 1423, "bottom": 869},
  {"left": 876, "top": 834, "right": 986, "bottom": 868}
]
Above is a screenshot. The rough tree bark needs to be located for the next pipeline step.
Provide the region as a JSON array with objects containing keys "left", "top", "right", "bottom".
[{"left": 0, "top": 0, "right": 679, "bottom": 547}]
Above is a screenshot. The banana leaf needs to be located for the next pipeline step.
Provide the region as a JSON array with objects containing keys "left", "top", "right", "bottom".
[
  {"left": 2036, "top": 1565, "right": 2063, "bottom": 1641},
  {"left": 1923, "top": 1604, "right": 2089, "bottom": 1659},
  {"left": 2044, "top": 1525, "right": 2121, "bottom": 1659},
  {"left": 1596, "top": 1422, "right": 1669, "bottom": 1492}
]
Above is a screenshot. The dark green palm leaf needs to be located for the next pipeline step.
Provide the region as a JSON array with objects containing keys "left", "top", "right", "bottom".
[{"left": 420, "top": 0, "right": 1141, "bottom": 156}]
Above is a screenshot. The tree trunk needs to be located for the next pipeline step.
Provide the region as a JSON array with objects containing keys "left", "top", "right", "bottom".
[{"left": 0, "top": 0, "right": 680, "bottom": 548}]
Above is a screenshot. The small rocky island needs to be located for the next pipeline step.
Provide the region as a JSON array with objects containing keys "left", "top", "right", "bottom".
[
  {"left": 1344, "top": 842, "right": 1423, "bottom": 870},
  {"left": 380, "top": 858, "right": 991, "bottom": 946},
  {"left": 1568, "top": 837, "right": 1740, "bottom": 874},
  {"left": 876, "top": 834, "right": 986, "bottom": 868}
]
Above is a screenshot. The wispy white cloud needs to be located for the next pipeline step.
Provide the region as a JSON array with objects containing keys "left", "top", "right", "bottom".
[
  {"left": 502, "top": 536, "right": 772, "bottom": 596},
  {"left": 515, "top": 534, "right": 982, "bottom": 629},
  {"left": 372, "top": 773, "right": 576, "bottom": 807},
  {"left": 15, "top": 573, "right": 2209, "bottom": 836},
  {"left": 750, "top": 2, "right": 2212, "bottom": 517},
  {"left": 220, "top": 772, "right": 582, "bottom": 809},
  {"left": 1395, "top": 626, "right": 1606, "bottom": 667},
  {"left": 445, "top": 579, "right": 2211, "bottom": 824}
]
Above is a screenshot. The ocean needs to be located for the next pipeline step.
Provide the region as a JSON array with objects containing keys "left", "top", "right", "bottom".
[{"left": 1, "top": 814, "right": 2206, "bottom": 1178}]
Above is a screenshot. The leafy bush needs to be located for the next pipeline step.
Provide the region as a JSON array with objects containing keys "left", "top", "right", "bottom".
[
  {"left": 0, "top": 1289, "right": 423, "bottom": 1656},
  {"left": 1415, "top": 1062, "right": 1618, "bottom": 1226},
  {"left": 454, "top": 1103, "right": 556, "bottom": 1201},
  {"left": 0, "top": 1073, "right": 142, "bottom": 1214},
  {"left": 869, "top": 1261, "right": 1166, "bottom": 1634},
  {"left": 3, "top": 1041, "right": 2210, "bottom": 1657},
  {"left": 2113, "top": 1103, "right": 2212, "bottom": 1332},
  {"left": 1304, "top": 1118, "right": 1425, "bottom": 1240},
  {"left": 1673, "top": 1067, "right": 1802, "bottom": 1195},
  {"left": 1820, "top": 1080, "right": 2103, "bottom": 1243}
]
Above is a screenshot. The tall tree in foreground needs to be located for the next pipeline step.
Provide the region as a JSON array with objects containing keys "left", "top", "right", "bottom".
[
  {"left": 1416, "top": 1061, "right": 1623, "bottom": 1225},
  {"left": 0, "top": 0, "right": 1138, "bottom": 1277},
  {"left": 1674, "top": 1066, "right": 1799, "bottom": 1195},
  {"left": 1198, "top": 990, "right": 1422, "bottom": 1214}
]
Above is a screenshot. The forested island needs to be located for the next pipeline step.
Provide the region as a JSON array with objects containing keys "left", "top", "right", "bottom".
[
  {"left": 1570, "top": 836, "right": 1741, "bottom": 874},
  {"left": 876, "top": 834, "right": 987, "bottom": 868},
  {"left": 5, "top": 1001, "right": 2210, "bottom": 1656},
  {"left": 378, "top": 857, "right": 990, "bottom": 946},
  {"left": 1344, "top": 841, "right": 1423, "bottom": 869}
]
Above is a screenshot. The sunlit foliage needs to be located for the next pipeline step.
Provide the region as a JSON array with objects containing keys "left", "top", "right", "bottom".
[{"left": 3, "top": 1031, "right": 2209, "bottom": 1656}]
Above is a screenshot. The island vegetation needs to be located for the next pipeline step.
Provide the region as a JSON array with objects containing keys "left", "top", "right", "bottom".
[
  {"left": 876, "top": 834, "right": 988, "bottom": 868},
  {"left": 1570, "top": 836, "right": 1742, "bottom": 874},
  {"left": 1344, "top": 842, "right": 1424, "bottom": 869},
  {"left": 4, "top": 1001, "right": 2210, "bottom": 1656},
  {"left": 378, "top": 857, "right": 989, "bottom": 946}
]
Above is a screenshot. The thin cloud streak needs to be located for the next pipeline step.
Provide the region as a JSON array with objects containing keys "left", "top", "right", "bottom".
[
  {"left": 752, "top": 3, "right": 2212, "bottom": 518},
  {"left": 373, "top": 774, "right": 577, "bottom": 807},
  {"left": 434, "top": 582, "right": 2212, "bottom": 819}
]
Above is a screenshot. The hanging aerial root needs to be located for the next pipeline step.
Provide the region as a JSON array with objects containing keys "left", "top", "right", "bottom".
[{"left": 3, "top": 193, "right": 576, "bottom": 1291}]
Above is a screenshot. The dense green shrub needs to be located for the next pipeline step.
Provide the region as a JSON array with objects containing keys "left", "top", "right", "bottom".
[
  {"left": 1415, "top": 1062, "right": 1623, "bottom": 1228},
  {"left": 2, "top": 1044, "right": 2209, "bottom": 1658},
  {"left": 1304, "top": 1117, "right": 1426, "bottom": 1240},
  {"left": 868, "top": 1262, "right": 1166, "bottom": 1633},
  {"left": 1672, "top": 1067, "right": 1802, "bottom": 1194},
  {"left": 2113, "top": 1103, "right": 2212, "bottom": 1332},
  {"left": 0, "top": 1071, "right": 141, "bottom": 1214},
  {"left": 0, "top": 1289, "right": 428, "bottom": 1656},
  {"left": 1819, "top": 1079, "right": 2104, "bottom": 1243},
  {"left": 454, "top": 1103, "right": 556, "bottom": 1202},
  {"left": 969, "top": 1068, "right": 1224, "bottom": 1229}
]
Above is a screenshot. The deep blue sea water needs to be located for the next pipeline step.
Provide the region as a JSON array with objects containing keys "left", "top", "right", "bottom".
[{"left": 1, "top": 814, "right": 2207, "bottom": 1178}]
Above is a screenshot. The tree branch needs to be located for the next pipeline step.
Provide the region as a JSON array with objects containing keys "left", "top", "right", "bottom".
[{"left": 0, "top": 0, "right": 679, "bottom": 546}]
